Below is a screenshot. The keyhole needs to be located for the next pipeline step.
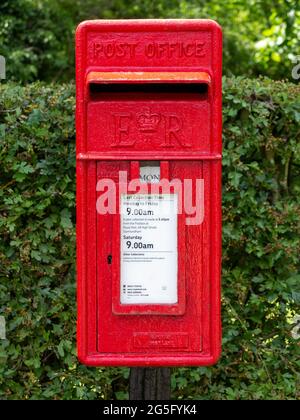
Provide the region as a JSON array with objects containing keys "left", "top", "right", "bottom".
[{"left": 107, "top": 255, "right": 112, "bottom": 264}]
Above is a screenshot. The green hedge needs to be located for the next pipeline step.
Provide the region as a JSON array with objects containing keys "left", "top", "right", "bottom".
[{"left": 0, "top": 78, "right": 299, "bottom": 400}]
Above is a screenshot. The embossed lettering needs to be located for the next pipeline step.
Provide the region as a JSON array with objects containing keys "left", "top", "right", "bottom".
[
  {"left": 144, "top": 41, "right": 206, "bottom": 59},
  {"left": 145, "top": 42, "right": 155, "bottom": 57},
  {"left": 94, "top": 42, "right": 137, "bottom": 59},
  {"left": 112, "top": 113, "right": 135, "bottom": 147},
  {"left": 163, "top": 114, "right": 191, "bottom": 148},
  {"left": 92, "top": 40, "right": 206, "bottom": 60},
  {"left": 133, "top": 333, "right": 189, "bottom": 349},
  {"left": 110, "top": 111, "right": 192, "bottom": 149},
  {"left": 195, "top": 41, "right": 206, "bottom": 57}
]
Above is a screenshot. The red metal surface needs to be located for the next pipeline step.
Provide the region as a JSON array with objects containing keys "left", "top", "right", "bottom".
[{"left": 76, "top": 19, "right": 222, "bottom": 366}]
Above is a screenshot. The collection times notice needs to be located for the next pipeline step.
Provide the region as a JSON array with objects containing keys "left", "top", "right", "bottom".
[{"left": 120, "top": 194, "right": 178, "bottom": 304}]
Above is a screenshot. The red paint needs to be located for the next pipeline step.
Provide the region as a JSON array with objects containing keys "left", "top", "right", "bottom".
[{"left": 76, "top": 19, "right": 222, "bottom": 366}]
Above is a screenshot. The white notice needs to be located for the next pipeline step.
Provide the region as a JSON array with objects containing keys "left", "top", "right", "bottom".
[{"left": 120, "top": 194, "right": 178, "bottom": 304}]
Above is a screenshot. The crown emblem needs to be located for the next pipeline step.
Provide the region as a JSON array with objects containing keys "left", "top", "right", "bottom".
[{"left": 136, "top": 108, "right": 161, "bottom": 133}]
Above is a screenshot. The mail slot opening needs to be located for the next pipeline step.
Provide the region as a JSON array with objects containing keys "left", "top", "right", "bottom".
[
  {"left": 90, "top": 82, "right": 208, "bottom": 94},
  {"left": 89, "top": 83, "right": 208, "bottom": 101}
]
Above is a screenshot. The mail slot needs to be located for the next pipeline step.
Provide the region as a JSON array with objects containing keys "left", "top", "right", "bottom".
[{"left": 76, "top": 19, "right": 222, "bottom": 366}]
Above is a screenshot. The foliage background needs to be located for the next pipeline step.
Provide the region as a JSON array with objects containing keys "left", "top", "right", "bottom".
[
  {"left": 0, "top": 0, "right": 300, "bottom": 83},
  {"left": 0, "top": 78, "right": 299, "bottom": 399},
  {"left": 0, "top": 0, "right": 300, "bottom": 401}
]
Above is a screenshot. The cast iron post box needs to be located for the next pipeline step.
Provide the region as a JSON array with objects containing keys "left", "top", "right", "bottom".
[{"left": 76, "top": 19, "right": 222, "bottom": 366}]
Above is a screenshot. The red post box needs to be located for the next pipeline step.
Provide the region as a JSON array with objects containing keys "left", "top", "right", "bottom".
[{"left": 76, "top": 19, "right": 222, "bottom": 366}]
